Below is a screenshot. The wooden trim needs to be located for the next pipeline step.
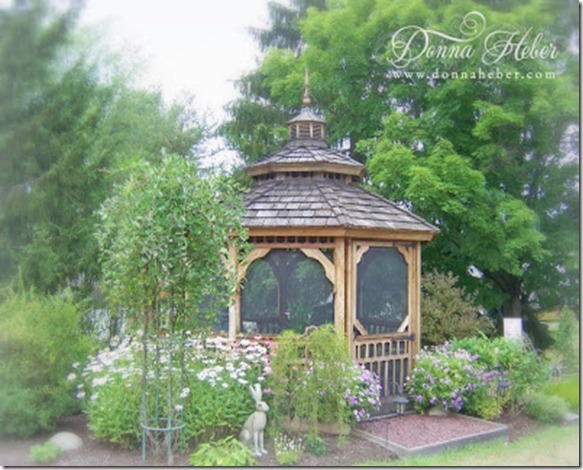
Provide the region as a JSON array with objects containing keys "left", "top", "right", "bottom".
[
  {"left": 246, "top": 162, "right": 364, "bottom": 179},
  {"left": 300, "top": 248, "right": 335, "bottom": 283},
  {"left": 249, "top": 242, "right": 335, "bottom": 249},
  {"left": 238, "top": 248, "right": 271, "bottom": 283},
  {"left": 396, "top": 245, "right": 413, "bottom": 265},
  {"left": 333, "top": 238, "right": 346, "bottom": 336},
  {"left": 354, "top": 245, "right": 370, "bottom": 265},
  {"left": 397, "top": 316, "right": 409, "bottom": 333},
  {"left": 353, "top": 318, "right": 368, "bottom": 336},
  {"left": 247, "top": 227, "right": 438, "bottom": 242}
]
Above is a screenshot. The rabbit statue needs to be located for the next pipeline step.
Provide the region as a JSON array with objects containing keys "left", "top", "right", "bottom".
[{"left": 239, "top": 383, "right": 269, "bottom": 456}]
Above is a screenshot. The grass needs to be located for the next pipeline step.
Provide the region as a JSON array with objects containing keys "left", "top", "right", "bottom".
[
  {"left": 359, "top": 425, "right": 580, "bottom": 466},
  {"left": 544, "top": 375, "right": 579, "bottom": 413}
]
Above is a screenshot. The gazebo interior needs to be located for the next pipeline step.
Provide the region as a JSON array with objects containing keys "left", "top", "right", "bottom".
[{"left": 227, "top": 83, "right": 439, "bottom": 397}]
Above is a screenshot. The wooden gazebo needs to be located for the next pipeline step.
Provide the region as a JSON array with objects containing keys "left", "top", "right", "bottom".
[{"left": 228, "top": 86, "right": 439, "bottom": 397}]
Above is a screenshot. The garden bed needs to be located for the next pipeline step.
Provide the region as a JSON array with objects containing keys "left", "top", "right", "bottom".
[
  {"left": 0, "top": 410, "right": 542, "bottom": 466},
  {"left": 354, "top": 412, "right": 509, "bottom": 457}
]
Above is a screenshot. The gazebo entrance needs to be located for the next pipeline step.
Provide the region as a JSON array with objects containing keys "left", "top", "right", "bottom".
[{"left": 228, "top": 81, "right": 439, "bottom": 398}]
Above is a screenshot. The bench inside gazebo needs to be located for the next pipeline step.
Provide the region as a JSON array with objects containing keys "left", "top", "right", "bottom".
[{"left": 227, "top": 82, "right": 439, "bottom": 398}]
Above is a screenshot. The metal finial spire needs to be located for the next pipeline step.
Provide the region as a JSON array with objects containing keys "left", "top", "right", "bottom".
[{"left": 302, "top": 67, "right": 311, "bottom": 107}]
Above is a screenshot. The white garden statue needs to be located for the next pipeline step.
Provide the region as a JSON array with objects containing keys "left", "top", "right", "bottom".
[{"left": 239, "top": 383, "right": 269, "bottom": 456}]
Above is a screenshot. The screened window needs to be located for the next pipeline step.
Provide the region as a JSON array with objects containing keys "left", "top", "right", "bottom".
[
  {"left": 356, "top": 247, "right": 408, "bottom": 334},
  {"left": 241, "top": 249, "right": 333, "bottom": 335}
]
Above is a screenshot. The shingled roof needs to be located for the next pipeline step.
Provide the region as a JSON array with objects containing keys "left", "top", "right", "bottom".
[
  {"left": 242, "top": 92, "right": 439, "bottom": 238},
  {"left": 245, "top": 140, "right": 365, "bottom": 178},
  {"left": 243, "top": 179, "right": 438, "bottom": 233}
]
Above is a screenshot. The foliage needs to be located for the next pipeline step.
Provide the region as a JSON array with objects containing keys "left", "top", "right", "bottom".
[
  {"left": 406, "top": 343, "right": 505, "bottom": 419},
  {"left": 543, "top": 375, "right": 579, "bottom": 413},
  {"left": 29, "top": 442, "right": 62, "bottom": 464},
  {"left": 408, "top": 336, "right": 547, "bottom": 419},
  {"left": 450, "top": 336, "right": 547, "bottom": 402},
  {"left": 97, "top": 154, "right": 248, "bottom": 333},
  {"left": 274, "top": 432, "right": 304, "bottom": 465},
  {"left": 0, "top": 1, "right": 207, "bottom": 296},
  {"left": 524, "top": 392, "right": 569, "bottom": 424},
  {"left": 268, "top": 325, "right": 381, "bottom": 432},
  {"left": 421, "top": 270, "right": 494, "bottom": 346},
  {"left": 75, "top": 334, "right": 271, "bottom": 448},
  {"left": 0, "top": 287, "right": 91, "bottom": 437},
  {"left": 226, "top": 0, "right": 580, "bottom": 327},
  {"left": 554, "top": 308, "right": 579, "bottom": 372},
  {"left": 187, "top": 435, "right": 256, "bottom": 466},
  {"left": 304, "top": 433, "right": 327, "bottom": 456}
]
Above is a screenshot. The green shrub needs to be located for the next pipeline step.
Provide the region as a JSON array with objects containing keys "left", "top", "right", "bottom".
[
  {"left": 421, "top": 271, "right": 495, "bottom": 347},
  {"left": 524, "top": 392, "right": 569, "bottom": 423},
  {"left": 29, "top": 441, "right": 62, "bottom": 464},
  {"left": 305, "top": 433, "right": 327, "bottom": 456},
  {"left": 78, "top": 334, "right": 270, "bottom": 448},
  {"left": 188, "top": 435, "right": 256, "bottom": 466},
  {"left": 0, "top": 288, "right": 91, "bottom": 437},
  {"left": 268, "top": 325, "right": 381, "bottom": 433}
]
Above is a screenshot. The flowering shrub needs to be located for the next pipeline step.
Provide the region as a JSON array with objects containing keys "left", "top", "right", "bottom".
[
  {"left": 450, "top": 335, "right": 547, "bottom": 403},
  {"left": 408, "top": 336, "right": 547, "bottom": 419},
  {"left": 74, "top": 333, "right": 272, "bottom": 448},
  {"left": 407, "top": 342, "right": 508, "bottom": 419},
  {"left": 269, "top": 325, "right": 381, "bottom": 433},
  {"left": 407, "top": 344, "right": 482, "bottom": 414}
]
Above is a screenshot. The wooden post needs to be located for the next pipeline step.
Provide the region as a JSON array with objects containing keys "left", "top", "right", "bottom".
[
  {"left": 410, "top": 242, "right": 422, "bottom": 360},
  {"left": 346, "top": 239, "right": 356, "bottom": 359},
  {"left": 228, "top": 244, "right": 240, "bottom": 339},
  {"left": 333, "top": 238, "right": 345, "bottom": 337}
]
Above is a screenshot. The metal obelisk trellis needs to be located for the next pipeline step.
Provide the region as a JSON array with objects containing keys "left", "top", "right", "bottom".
[{"left": 140, "top": 324, "right": 186, "bottom": 465}]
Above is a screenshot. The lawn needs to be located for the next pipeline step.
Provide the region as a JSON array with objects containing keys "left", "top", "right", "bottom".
[
  {"left": 359, "top": 424, "right": 580, "bottom": 466},
  {"left": 544, "top": 375, "right": 579, "bottom": 412}
]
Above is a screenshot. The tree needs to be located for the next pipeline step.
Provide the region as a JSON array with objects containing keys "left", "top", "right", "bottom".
[
  {"left": 97, "top": 155, "right": 248, "bottom": 332},
  {"left": 221, "top": 0, "right": 328, "bottom": 164},
  {"left": 421, "top": 270, "right": 494, "bottom": 347},
  {"left": 0, "top": 1, "right": 207, "bottom": 295},
  {"left": 224, "top": 0, "right": 579, "bottom": 332}
]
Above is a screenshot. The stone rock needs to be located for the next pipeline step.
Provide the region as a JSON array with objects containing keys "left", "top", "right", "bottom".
[
  {"left": 49, "top": 431, "right": 83, "bottom": 451},
  {"left": 563, "top": 412, "right": 579, "bottom": 425}
]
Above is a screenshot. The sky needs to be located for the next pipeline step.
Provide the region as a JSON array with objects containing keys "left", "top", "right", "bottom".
[{"left": 80, "top": 0, "right": 272, "bottom": 125}]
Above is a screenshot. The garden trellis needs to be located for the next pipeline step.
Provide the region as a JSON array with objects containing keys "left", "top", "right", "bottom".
[{"left": 228, "top": 77, "right": 440, "bottom": 399}]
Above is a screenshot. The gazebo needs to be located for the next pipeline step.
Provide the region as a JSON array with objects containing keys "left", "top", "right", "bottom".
[{"left": 228, "top": 85, "right": 439, "bottom": 397}]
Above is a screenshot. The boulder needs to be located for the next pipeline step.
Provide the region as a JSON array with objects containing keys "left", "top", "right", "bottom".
[{"left": 49, "top": 431, "right": 83, "bottom": 451}]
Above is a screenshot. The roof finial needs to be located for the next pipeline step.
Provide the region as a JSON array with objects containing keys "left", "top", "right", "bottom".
[{"left": 302, "top": 66, "right": 311, "bottom": 107}]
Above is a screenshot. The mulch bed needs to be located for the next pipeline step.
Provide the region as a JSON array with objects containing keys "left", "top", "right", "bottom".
[{"left": 0, "top": 411, "right": 542, "bottom": 466}]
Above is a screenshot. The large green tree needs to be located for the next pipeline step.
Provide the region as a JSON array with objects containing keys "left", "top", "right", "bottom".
[
  {"left": 223, "top": 0, "right": 579, "bottom": 330},
  {"left": 0, "top": 1, "right": 206, "bottom": 295}
]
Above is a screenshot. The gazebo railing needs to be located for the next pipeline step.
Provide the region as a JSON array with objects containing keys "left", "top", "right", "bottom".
[{"left": 354, "top": 334, "right": 414, "bottom": 398}]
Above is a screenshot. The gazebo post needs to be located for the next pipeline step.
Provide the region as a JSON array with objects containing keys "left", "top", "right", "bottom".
[
  {"left": 333, "top": 237, "right": 346, "bottom": 337},
  {"left": 228, "top": 243, "right": 240, "bottom": 339}
]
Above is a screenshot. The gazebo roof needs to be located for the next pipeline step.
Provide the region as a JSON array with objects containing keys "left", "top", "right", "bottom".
[
  {"left": 242, "top": 81, "right": 439, "bottom": 239},
  {"left": 245, "top": 140, "right": 365, "bottom": 178},
  {"left": 243, "top": 178, "right": 439, "bottom": 234}
]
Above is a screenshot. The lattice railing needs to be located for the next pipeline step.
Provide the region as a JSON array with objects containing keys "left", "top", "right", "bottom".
[{"left": 354, "top": 334, "right": 414, "bottom": 398}]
